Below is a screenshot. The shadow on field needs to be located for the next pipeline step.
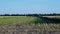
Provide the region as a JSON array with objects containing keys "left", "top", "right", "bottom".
[
  {"left": 39, "top": 17, "right": 60, "bottom": 23},
  {"left": 29, "top": 16, "right": 60, "bottom": 25}
]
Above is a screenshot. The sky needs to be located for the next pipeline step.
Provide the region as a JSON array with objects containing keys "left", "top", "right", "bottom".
[{"left": 0, "top": 0, "right": 60, "bottom": 14}]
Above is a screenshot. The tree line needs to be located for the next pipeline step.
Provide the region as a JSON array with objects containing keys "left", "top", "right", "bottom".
[{"left": 0, "top": 13, "right": 60, "bottom": 16}]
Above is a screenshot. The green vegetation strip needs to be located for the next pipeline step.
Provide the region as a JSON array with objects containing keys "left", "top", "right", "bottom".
[{"left": 0, "top": 16, "right": 42, "bottom": 26}]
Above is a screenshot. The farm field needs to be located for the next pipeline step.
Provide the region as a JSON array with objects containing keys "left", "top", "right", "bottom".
[
  {"left": 0, "top": 16, "right": 42, "bottom": 26},
  {"left": 0, "top": 16, "right": 60, "bottom": 34},
  {"left": 41, "top": 16, "right": 60, "bottom": 23},
  {"left": 42, "top": 16, "right": 60, "bottom": 18}
]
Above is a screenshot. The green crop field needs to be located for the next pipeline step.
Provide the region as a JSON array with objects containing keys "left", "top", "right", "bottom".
[
  {"left": 0, "top": 16, "right": 42, "bottom": 26},
  {"left": 0, "top": 16, "right": 60, "bottom": 34}
]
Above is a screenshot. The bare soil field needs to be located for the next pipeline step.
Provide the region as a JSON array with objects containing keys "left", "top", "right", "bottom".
[{"left": 0, "top": 23, "right": 60, "bottom": 34}]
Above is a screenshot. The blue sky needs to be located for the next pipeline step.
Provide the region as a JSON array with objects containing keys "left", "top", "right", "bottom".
[{"left": 0, "top": 0, "right": 60, "bottom": 14}]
